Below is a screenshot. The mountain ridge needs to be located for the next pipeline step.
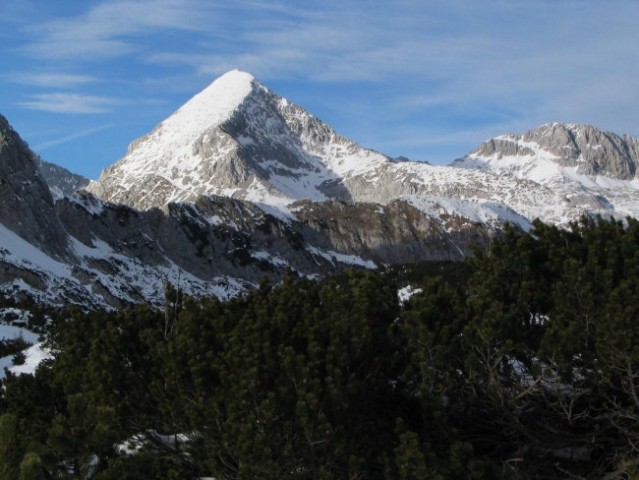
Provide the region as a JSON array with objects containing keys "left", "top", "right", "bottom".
[
  {"left": 2, "top": 71, "right": 639, "bottom": 309},
  {"left": 88, "top": 70, "right": 639, "bottom": 226},
  {"left": 1, "top": 108, "right": 498, "bottom": 309},
  {"left": 459, "top": 122, "right": 639, "bottom": 180}
]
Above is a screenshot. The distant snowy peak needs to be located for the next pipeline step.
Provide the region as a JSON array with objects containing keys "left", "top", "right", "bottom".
[
  {"left": 88, "top": 69, "right": 391, "bottom": 211},
  {"left": 456, "top": 123, "right": 639, "bottom": 181},
  {"left": 126, "top": 69, "right": 257, "bottom": 159},
  {"left": 87, "top": 70, "right": 639, "bottom": 227},
  {"left": 451, "top": 123, "right": 639, "bottom": 224}
]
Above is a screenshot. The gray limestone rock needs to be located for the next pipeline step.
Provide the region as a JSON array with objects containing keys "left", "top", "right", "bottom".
[
  {"left": 0, "top": 114, "right": 70, "bottom": 260},
  {"left": 469, "top": 123, "right": 639, "bottom": 180},
  {"left": 35, "top": 157, "right": 90, "bottom": 200}
]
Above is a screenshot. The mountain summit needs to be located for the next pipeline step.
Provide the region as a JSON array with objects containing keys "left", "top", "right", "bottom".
[
  {"left": 88, "top": 69, "right": 391, "bottom": 212},
  {"left": 455, "top": 123, "right": 639, "bottom": 181}
]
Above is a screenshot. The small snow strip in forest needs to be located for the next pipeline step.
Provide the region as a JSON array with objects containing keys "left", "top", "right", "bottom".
[
  {"left": 306, "top": 246, "right": 377, "bottom": 269},
  {"left": 398, "top": 285, "right": 423, "bottom": 304},
  {"left": 0, "top": 342, "right": 52, "bottom": 379}
]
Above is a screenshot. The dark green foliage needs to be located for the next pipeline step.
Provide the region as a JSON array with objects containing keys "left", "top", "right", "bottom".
[
  {"left": 12, "top": 350, "right": 26, "bottom": 366},
  {"left": 171, "top": 272, "right": 406, "bottom": 478},
  {"left": 2, "top": 216, "right": 639, "bottom": 478},
  {"left": 0, "top": 413, "right": 20, "bottom": 478},
  {"left": 0, "top": 338, "right": 30, "bottom": 359},
  {"left": 18, "top": 452, "right": 45, "bottom": 480}
]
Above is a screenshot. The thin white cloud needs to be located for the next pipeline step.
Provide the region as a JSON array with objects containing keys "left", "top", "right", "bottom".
[
  {"left": 5, "top": 72, "right": 96, "bottom": 88},
  {"left": 18, "top": 93, "right": 119, "bottom": 114},
  {"left": 0, "top": 1, "right": 35, "bottom": 26},
  {"left": 33, "top": 124, "right": 115, "bottom": 151},
  {"left": 22, "top": 0, "right": 220, "bottom": 61}
]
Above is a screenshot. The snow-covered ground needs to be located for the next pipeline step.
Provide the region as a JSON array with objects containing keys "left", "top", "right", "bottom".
[
  {"left": 0, "top": 219, "right": 248, "bottom": 310},
  {"left": 1, "top": 342, "right": 52, "bottom": 378},
  {"left": 0, "top": 313, "right": 51, "bottom": 379},
  {"left": 403, "top": 195, "right": 533, "bottom": 231},
  {"left": 305, "top": 245, "right": 377, "bottom": 269},
  {"left": 398, "top": 285, "right": 423, "bottom": 305}
]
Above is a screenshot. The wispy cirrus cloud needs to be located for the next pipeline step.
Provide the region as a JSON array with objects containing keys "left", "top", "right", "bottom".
[
  {"left": 146, "top": 4, "right": 406, "bottom": 82},
  {"left": 5, "top": 72, "right": 96, "bottom": 88},
  {"left": 33, "top": 124, "right": 115, "bottom": 151},
  {"left": 21, "top": 0, "right": 220, "bottom": 61},
  {"left": 18, "top": 93, "right": 120, "bottom": 114}
]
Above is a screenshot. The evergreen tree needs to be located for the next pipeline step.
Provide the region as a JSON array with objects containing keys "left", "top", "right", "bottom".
[
  {"left": 0, "top": 413, "right": 20, "bottom": 479},
  {"left": 18, "top": 452, "right": 45, "bottom": 480}
]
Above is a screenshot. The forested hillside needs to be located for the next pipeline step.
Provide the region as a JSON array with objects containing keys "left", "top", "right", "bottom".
[{"left": 1, "top": 217, "right": 639, "bottom": 479}]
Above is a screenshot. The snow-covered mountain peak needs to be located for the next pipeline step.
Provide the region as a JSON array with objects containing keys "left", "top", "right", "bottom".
[
  {"left": 159, "top": 69, "right": 257, "bottom": 139},
  {"left": 87, "top": 70, "right": 393, "bottom": 211},
  {"left": 457, "top": 123, "right": 639, "bottom": 181},
  {"left": 450, "top": 123, "right": 639, "bottom": 223},
  {"left": 125, "top": 69, "right": 257, "bottom": 160},
  {"left": 87, "top": 70, "right": 269, "bottom": 208}
]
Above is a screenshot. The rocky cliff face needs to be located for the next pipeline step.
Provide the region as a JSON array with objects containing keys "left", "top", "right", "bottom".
[
  {"left": 468, "top": 123, "right": 639, "bottom": 180},
  {"left": 36, "top": 158, "right": 90, "bottom": 200},
  {"left": 0, "top": 115, "right": 70, "bottom": 260},
  {"left": 293, "top": 199, "right": 494, "bottom": 264},
  {"left": 2, "top": 189, "right": 500, "bottom": 309}
]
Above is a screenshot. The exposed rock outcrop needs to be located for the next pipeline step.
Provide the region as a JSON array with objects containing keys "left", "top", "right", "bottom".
[
  {"left": 466, "top": 123, "right": 639, "bottom": 180},
  {"left": 0, "top": 114, "right": 70, "bottom": 260}
]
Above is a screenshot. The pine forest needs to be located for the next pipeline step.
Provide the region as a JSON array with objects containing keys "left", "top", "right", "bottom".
[{"left": 2, "top": 216, "right": 639, "bottom": 479}]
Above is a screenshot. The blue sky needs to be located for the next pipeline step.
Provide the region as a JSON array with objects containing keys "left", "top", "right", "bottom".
[{"left": 1, "top": 0, "right": 638, "bottom": 179}]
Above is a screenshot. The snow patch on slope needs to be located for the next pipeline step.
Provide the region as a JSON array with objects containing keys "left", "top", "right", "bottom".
[
  {"left": 403, "top": 195, "right": 533, "bottom": 231},
  {"left": 70, "top": 237, "right": 247, "bottom": 305},
  {"left": 306, "top": 245, "right": 377, "bottom": 269},
  {"left": 0, "top": 220, "right": 247, "bottom": 309},
  {"left": 0, "top": 318, "right": 50, "bottom": 379},
  {"left": 3, "top": 343, "right": 52, "bottom": 377},
  {"left": 398, "top": 285, "right": 423, "bottom": 305},
  {"left": 0, "top": 223, "right": 74, "bottom": 280}
]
